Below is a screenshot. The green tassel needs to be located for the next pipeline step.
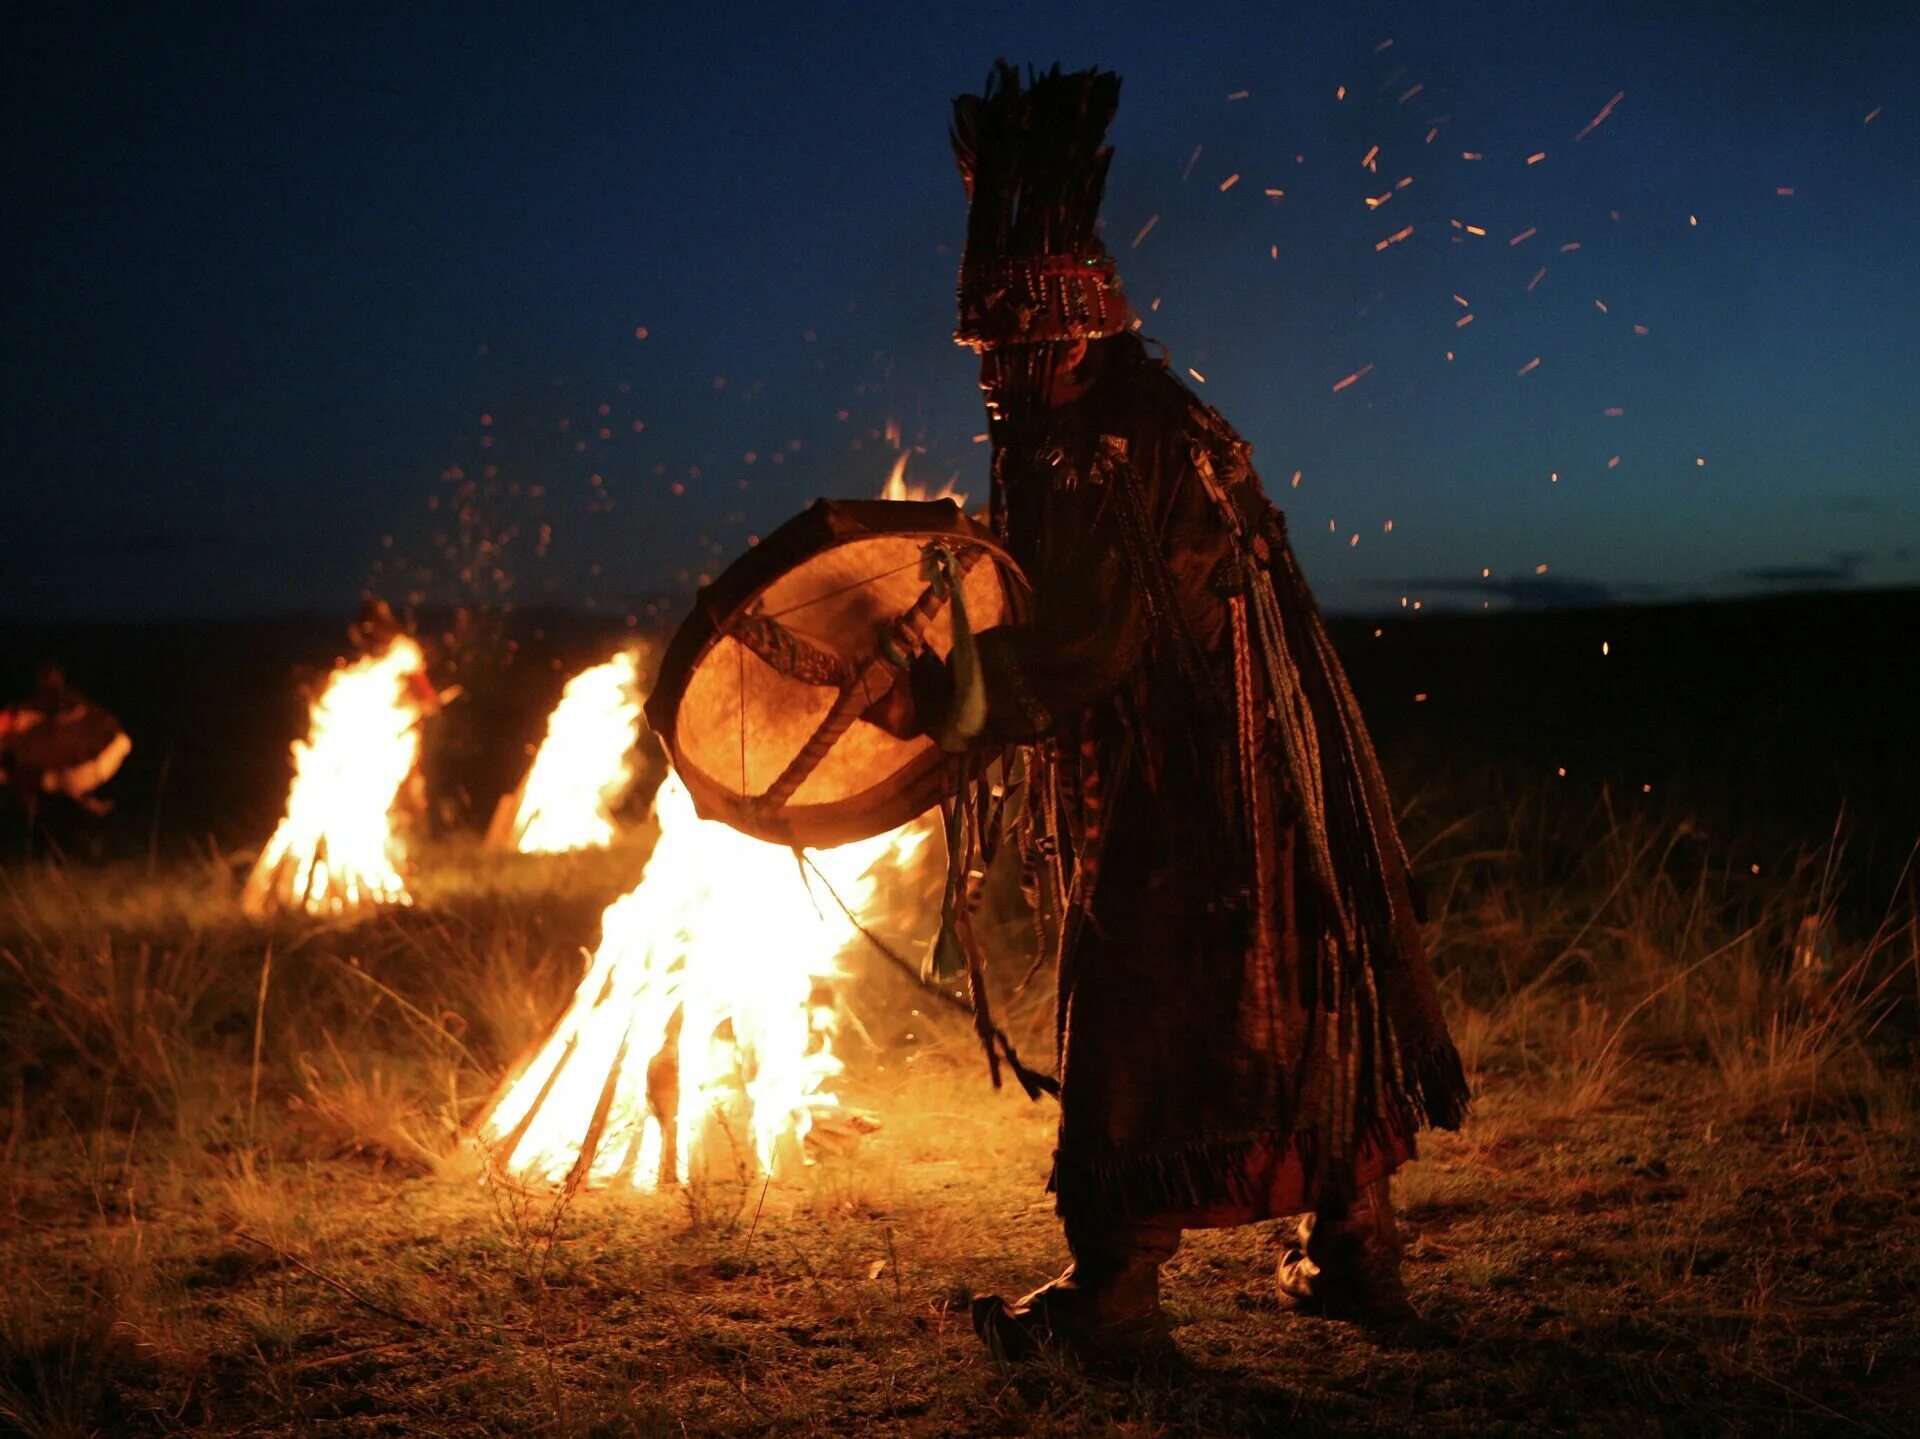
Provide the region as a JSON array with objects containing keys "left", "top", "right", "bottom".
[{"left": 936, "top": 547, "right": 987, "bottom": 751}]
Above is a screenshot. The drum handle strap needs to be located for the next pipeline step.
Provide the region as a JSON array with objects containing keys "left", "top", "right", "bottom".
[
  {"left": 750, "top": 544, "right": 987, "bottom": 815},
  {"left": 930, "top": 545, "right": 988, "bottom": 752}
]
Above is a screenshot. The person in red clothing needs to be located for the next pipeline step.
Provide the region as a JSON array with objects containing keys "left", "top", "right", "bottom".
[
  {"left": 0, "top": 666, "right": 130, "bottom": 820},
  {"left": 871, "top": 64, "right": 1469, "bottom": 1362}
]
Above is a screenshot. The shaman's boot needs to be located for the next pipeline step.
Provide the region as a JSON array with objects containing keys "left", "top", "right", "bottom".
[
  {"left": 972, "top": 1217, "right": 1179, "bottom": 1364},
  {"left": 1275, "top": 1177, "right": 1417, "bottom": 1323}
]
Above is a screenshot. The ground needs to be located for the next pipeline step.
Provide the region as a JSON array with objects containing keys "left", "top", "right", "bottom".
[
  {"left": 3, "top": 761, "right": 1915, "bottom": 1438},
  {"left": 9, "top": 1055, "right": 1918, "bottom": 1437}
]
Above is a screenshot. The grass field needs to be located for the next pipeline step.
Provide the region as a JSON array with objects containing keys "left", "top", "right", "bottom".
[{"left": 3, "top": 762, "right": 1916, "bottom": 1437}]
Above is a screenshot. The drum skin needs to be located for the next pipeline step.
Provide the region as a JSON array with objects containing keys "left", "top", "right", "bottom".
[{"left": 645, "top": 498, "right": 1028, "bottom": 848}]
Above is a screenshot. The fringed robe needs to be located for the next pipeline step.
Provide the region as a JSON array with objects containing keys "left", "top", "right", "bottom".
[{"left": 974, "top": 341, "right": 1468, "bottom": 1227}]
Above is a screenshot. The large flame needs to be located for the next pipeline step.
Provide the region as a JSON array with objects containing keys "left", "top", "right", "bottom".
[
  {"left": 242, "top": 637, "right": 428, "bottom": 917},
  {"left": 482, "top": 453, "right": 962, "bottom": 1189},
  {"left": 507, "top": 650, "right": 643, "bottom": 853},
  {"left": 478, "top": 772, "right": 934, "bottom": 1190}
]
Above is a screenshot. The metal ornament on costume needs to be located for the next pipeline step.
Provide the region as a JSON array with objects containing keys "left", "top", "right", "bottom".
[{"left": 955, "top": 254, "right": 1133, "bottom": 350}]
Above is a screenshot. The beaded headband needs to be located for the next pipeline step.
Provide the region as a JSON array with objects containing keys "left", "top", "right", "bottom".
[
  {"left": 954, "top": 253, "right": 1133, "bottom": 349},
  {"left": 951, "top": 65, "right": 1131, "bottom": 350}
]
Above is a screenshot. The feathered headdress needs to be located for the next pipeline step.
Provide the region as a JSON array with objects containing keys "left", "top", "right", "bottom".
[{"left": 951, "top": 63, "right": 1133, "bottom": 350}]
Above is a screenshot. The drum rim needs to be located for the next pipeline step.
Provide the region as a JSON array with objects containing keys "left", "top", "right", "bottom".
[{"left": 644, "top": 497, "right": 1028, "bottom": 847}]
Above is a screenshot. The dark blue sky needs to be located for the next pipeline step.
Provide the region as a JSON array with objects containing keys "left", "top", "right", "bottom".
[{"left": 6, "top": 1, "right": 1916, "bottom": 621}]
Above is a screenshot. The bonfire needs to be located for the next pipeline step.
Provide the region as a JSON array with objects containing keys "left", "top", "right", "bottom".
[
  {"left": 242, "top": 636, "right": 431, "bottom": 917},
  {"left": 479, "top": 452, "right": 959, "bottom": 1191},
  {"left": 495, "top": 649, "right": 644, "bottom": 854},
  {"left": 480, "top": 451, "right": 975, "bottom": 1191},
  {"left": 476, "top": 771, "right": 936, "bottom": 1190}
]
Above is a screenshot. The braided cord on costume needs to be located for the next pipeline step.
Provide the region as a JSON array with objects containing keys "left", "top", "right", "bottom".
[
  {"left": 1101, "top": 437, "right": 1224, "bottom": 719},
  {"left": 1229, "top": 592, "right": 1277, "bottom": 969},
  {"left": 1189, "top": 434, "right": 1468, "bottom": 1137},
  {"left": 1247, "top": 559, "right": 1347, "bottom": 940},
  {"left": 1188, "top": 445, "right": 1348, "bottom": 941}
]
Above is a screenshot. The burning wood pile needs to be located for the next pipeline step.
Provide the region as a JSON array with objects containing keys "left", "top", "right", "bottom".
[
  {"left": 242, "top": 635, "right": 433, "bottom": 917},
  {"left": 475, "top": 769, "right": 936, "bottom": 1191},
  {"left": 473, "top": 453, "right": 980, "bottom": 1191},
  {"left": 488, "top": 648, "right": 643, "bottom": 854}
]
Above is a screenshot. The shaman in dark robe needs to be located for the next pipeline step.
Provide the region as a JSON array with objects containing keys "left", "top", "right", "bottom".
[{"left": 881, "top": 64, "right": 1470, "bottom": 1361}]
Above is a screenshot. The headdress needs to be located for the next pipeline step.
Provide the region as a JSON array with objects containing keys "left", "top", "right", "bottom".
[{"left": 951, "top": 64, "right": 1133, "bottom": 350}]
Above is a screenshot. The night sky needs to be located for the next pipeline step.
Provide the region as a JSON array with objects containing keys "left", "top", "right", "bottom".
[{"left": 7, "top": 2, "right": 1917, "bottom": 623}]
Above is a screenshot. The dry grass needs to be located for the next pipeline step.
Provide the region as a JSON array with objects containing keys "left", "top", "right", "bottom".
[
  {"left": 1, "top": 776, "right": 1915, "bottom": 1436},
  {"left": 1416, "top": 781, "right": 1915, "bottom": 1125}
]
